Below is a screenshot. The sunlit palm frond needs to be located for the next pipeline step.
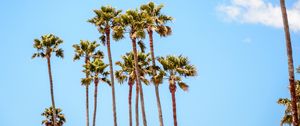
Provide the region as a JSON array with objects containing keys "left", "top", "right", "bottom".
[{"left": 32, "top": 34, "right": 64, "bottom": 59}]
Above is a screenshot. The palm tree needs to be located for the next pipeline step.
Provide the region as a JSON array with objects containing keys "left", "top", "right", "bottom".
[
  {"left": 140, "top": 2, "right": 173, "bottom": 126},
  {"left": 32, "top": 34, "right": 64, "bottom": 126},
  {"left": 85, "top": 53, "right": 111, "bottom": 126},
  {"left": 115, "top": 51, "right": 151, "bottom": 126},
  {"left": 157, "top": 55, "right": 197, "bottom": 126},
  {"left": 42, "top": 107, "right": 66, "bottom": 126},
  {"left": 280, "top": 0, "right": 299, "bottom": 125},
  {"left": 115, "top": 9, "right": 148, "bottom": 126},
  {"left": 88, "top": 6, "right": 122, "bottom": 126},
  {"left": 73, "top": 40, "right": 100, "bottom": 126}
]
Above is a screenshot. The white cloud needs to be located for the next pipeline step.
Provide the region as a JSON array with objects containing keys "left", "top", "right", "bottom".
[{"left": 217, "top": 0, "right": 300, "bottom": 32}]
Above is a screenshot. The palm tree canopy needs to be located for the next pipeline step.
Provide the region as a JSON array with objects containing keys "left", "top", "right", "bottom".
[
  {"left": 85, "top": 56, "right": 111, "bottom": 86},
  {"left": 41, "top": 107, "right": 66, "bottom": 126},
  {"left": 116, "top": 9, "right": 146, "bottom": 40},
  {"left": 140, "top": 2, "right": 173, "bottom": 37},
  {"left": 115, "top": 51, "right": 152, "bottom": 85},
  {"left": 32, "top": 34, "right": 64, "bottom": 59},
  {"left": 88, "top": 6, "right": 123, "bottom": 43},
  {"left": 157, "top": 55, "right": 197, "bottom": 91},
  {"left": 73, "top": 40, "right": 100, "bottom": 61}
]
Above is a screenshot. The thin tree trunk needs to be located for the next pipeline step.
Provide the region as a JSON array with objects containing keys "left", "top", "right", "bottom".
[
  {"left": 106, "top": 27, "right": 118, "bottom": 126},
  {"left": 46, "top": 56, "right": 57, "bottom": 126},
  {"left": 131, "top": 38, "right": 147, "bottom": 126},
  {"left": 129, "top": 81, "right": 133, "bottom": 126},
  {"left": 148, "top": 28, "right": 164, "bottom": 126},
  {"left": 169, "top": 83, "right": 177, "bottom": 126},
  {"left": 280, "top": 1, "right": 299, "bottom": 126},
  {"left": 154, "top": 86, "right": 163, "bottom": 125},
  {"left": 135, "top": 78, "right": 139, "bottom": 126},
  {"left": 92, "top": 78, "right": 99, "bottom": 126},
  {"left": 85, "top": 57, "right": 90, "bottom": 126},
  {"left": 139, "top": 80, "right": 147, "bottom": 126}
]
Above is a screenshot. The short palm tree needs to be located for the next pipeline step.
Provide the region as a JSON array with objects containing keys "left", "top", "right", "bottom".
[
  {"left": 140, "top": 2, "right": 173, "bottom": 126},
  {"left": 280, "top": 0, "right": 299, "bottom": 125},
  {"left": 85, "top": 52, "right": 111, "bottom": 126},
  {"left": 115, "top": 51, "right": 151, "bottom": 126},
  {"left": 88, "top": 6, "right": 122, "bottom": 126},
  {"left": 32, "top": 34, "right": 64, "bottom": 126},
  {"left": 157, "top": 55, "right": 197, "bottom": 126},
  {"left": 73, "top": 40, "right": 100, "bottom": 126},
  {"left": 115, "top": 9, "right": 148, "bottom": 126},
  {"left": 41, "top": 107, "right": 66, "bottom": 126}
]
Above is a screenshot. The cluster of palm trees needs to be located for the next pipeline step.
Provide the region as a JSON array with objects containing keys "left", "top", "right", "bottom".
[{"left": 32, "top": 2, "right": 197, "bottom": 126}]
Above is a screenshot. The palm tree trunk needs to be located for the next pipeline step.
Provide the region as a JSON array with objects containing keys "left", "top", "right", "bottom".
[
  {"left": 135, "top": 78, "right": 139, "bottom": 126},
  {"left": 128, "top": 81, "right": 133, "bottom": 126},
  {"left": 92, "top": 78, "right": 99, "bottom": 126},
  {"left": 46, "top": 56, "right": 57, "bottom": 126},
  {"left": 169, "top": 83, "right": 177, "bottom": 126},
  {"left": 148, "top": 28, "right": 164, "bottom": 126},
  {"left": 85, "top": 57, "right": 90, "bottom": 126},
  {"left": 106, "top": 27, "right": 118, "bottom": 126},
  {"left": 280, "top": 1, "right": 299, "bottom": 126},
  {"left": 139, "top": 80, "right": 147, "bottom": 126},
  {"left": 131, "top": 38, "right": 147, "bottom": 126}
]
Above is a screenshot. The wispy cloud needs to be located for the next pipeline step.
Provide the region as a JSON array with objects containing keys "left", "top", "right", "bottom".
[{"left": 217, "top": 0, "right": 300, "bottom": 32}]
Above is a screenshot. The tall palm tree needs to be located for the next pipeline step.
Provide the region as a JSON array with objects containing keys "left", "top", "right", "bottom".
[
  {"left": 280, "top": 0, "right": 299, "bottom": 125},
  {"left": 115, "top": 51, "right": 151, "bottom": 126},
  {"left": 73, "top": 40, "right": 100, "bottom": 126},
  {"left": 85, "top": 53, "right": 110, "bottom": 126},
  {"left": 157, "top": 55, "right": 197, "bottom": 126},
  {"left": 32, "top": 34, "right": 64, "bottom": 126},
  {"left": 115, "top": 9, "right": 148, "bottom": 126},
  {"left": 88, "top": 6, "right": 122, "bottom": 126},
  {"left": 140, "top": 2, "right": 173, "bottom": 126},
  {"left": 42, "top": 107, "right": 66, "bottom": 126}
]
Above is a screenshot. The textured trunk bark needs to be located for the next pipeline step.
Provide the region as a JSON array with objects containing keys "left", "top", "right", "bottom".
[
  {"left": 85, "top": 57, "right": 90, "bottom": 126},
  {"left": 170, "top": 81, "right": 177, "bottom": 126},
  {"left": 106, "top": 27, "right": 118, "bottom": 126},
  {"left": 135, "top": 78, "right": 139, "bottom": 126},
  {"left": 47, "top": 56, "right": 57, "bottom": 126},
  {"left": 280, "top": 1, "right": 299, "bottom": 126},
  {"left": 129, "top": 81, "right": 133, "bottom": 126},
  {"left": 92, "top": 78, "right": 99, "bottom": 126},
  {"left": 131, "top": 37, "right": 147, "bottom": 126},
  {"left": 148, "top": 28, "right": 164, "bottom": 126}
]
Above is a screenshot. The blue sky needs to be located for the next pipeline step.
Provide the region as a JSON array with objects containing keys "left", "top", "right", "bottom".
[{"left": 0, "top": 0, "right": 300, "bottom": 126}]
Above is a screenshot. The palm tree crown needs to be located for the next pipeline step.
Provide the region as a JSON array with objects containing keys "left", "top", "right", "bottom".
[
  {"left": 42, "top": 107, "right": 66, "bottom": 126},
  {"left": 88, "top": 6, "right": 123, "bottom": 42},
  {"left": 73, "top": 40, "right": 100, "bottom": 61},
  {"left": 85, "top": 54, "right": 111, "bottom": 86},
  {"left": 115, "top": 51, "right": 152, "bottom": 85},
  {"left": 157, "top": 55, "right": 197, "bottom": 90},
  {"left": 116, "top": 9, "right": 146, "bottom": 40},
  {"left": 32, "top": 34, "right": 64, "bottom": 59},
  {"left": 140, "top": 2, "right": 173, "bottom": 37}
]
